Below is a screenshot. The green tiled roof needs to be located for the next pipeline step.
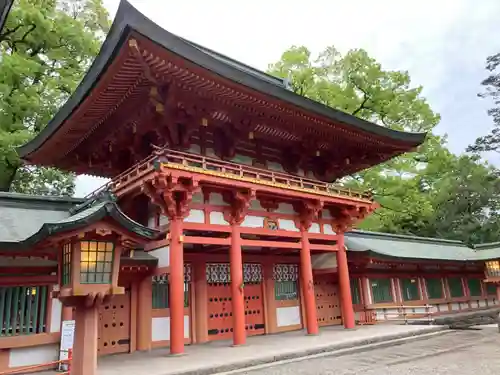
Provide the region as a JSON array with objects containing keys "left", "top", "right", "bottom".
[
  {"left": 0, "top": 192, "right": 84, "bottom": 242},
  {"left": 345, "top": 230, "right": 500, "bottom": 262},
  {"left": 0, "top": 193, "right": 159, "bottom": 251},
  {"left": 470, "top": 242, "right": 500, "bottom": 261}
]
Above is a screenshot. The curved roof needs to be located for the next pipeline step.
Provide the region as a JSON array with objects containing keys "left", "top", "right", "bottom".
[
  {"left": 0, "top": 0, "right": 13, "bottom": 32},
  {"left": 0, "top": 196, "right": 159, "bottom": 251},
  {"left": 18, "top": 0, "right": 426, "bottom": 161},
  {"left": 346, "top": 230, "right": 500, "bottom": 262}
]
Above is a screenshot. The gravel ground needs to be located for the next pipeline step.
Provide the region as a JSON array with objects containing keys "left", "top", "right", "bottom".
[{"left": 236, "top": 327, "right": 500, "bottom": 375}]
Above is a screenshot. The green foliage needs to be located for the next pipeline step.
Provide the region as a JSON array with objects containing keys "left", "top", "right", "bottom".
[
  {"left": 0, "top": 0, "right": 110, "bottom": 195},
  {"left": 268, "top": 46, "right": 500, "bottom": 244}
]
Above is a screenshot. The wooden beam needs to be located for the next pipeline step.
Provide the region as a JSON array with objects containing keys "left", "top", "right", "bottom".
[
  {"left": 240, "top": 239, "right": 301, "bottom": 249},
  {"left": 183, "top": 236, "right": 230, "bottom": 245}
]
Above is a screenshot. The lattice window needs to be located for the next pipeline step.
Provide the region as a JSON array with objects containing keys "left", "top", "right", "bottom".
[
  {"left": 467, "top": 279, "right": 482, "bottom": 297},
  {"left": 184, "top": 264, "right": 192, "bottom": 283},
  {"left": 485, "top": 261, "right": 500, "bottom": 278},
  {"left": 486, "top": 283, "right": 497, "bottom": 295},
  {"left": 0, "top": 286, "right": 48, "bottom": 336},
  {"left": 62, "top": 243, "right": 72, "bottom": 286},
  {"left": 425, "top": 278, "right": 444, "bottom": 299},
  {"left": 244, "top": 264, "right": 263, "bottom": 284},
  {"left": 370, "top": 278, "right": 393, "bottom": 303},
  {"left": 152, "top": 264, "right": 191, "bottom": 309},
  {"left": 206, "top": 263, "right": 231, "bottom": 283},
  {"left": 273, "top": 264, "right": 299, "bottom": 300},
  {"left": 206, "top": 263, "right": 263, "bottom": 284},
  {"left": 350, "top": 278, "right": 361, "bottom": 305},
  {"left": 152, "top": 274, "right": 169, "bottom": 309},
  {"left": 400, "top": 278, "right": 420, "bottom": 301},
  {"left": 80, "top": 241, "right": 114, "bottom": 284},
  {"left": 448, "top": 277, "right": 464, "bottom": 298}
]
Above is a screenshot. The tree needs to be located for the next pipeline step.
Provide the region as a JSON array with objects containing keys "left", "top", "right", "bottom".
[
  {"left": 419, "top": 153, "right": 500, "bottom": 245},
  {"left": 0, "top": 0, "right": 110, "bottom": 195},
  {"left": 267, "top": 46, "right": 442, "bottom": 234},
  {"left": 267, "top": 46, "right": 500, "bottom": 244},
  {"left": 467, "top": 52, "right": 500, "bottom": 154}
]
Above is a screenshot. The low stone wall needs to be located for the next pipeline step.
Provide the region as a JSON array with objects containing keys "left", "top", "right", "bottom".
[{"left": 433, "top": 308, "right": 500, "bottom": 328}]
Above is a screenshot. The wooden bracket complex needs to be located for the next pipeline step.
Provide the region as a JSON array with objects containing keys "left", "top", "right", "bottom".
[
  {"left": 224, "top": 189, "right": 256, "bottom": 225},
  {"left": 331, "top": 204, "right": 376, "bottom": 233},
  {"left": 141, "top": 172, "right": 200, "bottom": 220},
  {"left": 294, "top": 200, "right": 324, "bottom": 231}
]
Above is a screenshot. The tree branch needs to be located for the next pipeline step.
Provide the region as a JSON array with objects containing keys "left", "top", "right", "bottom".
[
  {"left": 349, "top": 77, "right": 371, "bottom": 116},
  {"left": 0, "top": 24, "right": 24, "bottom": 40}
]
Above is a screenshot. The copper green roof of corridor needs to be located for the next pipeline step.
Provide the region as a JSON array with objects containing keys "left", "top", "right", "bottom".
[{"left": 345, "top": 230, "right": 500, "bottom": 262}]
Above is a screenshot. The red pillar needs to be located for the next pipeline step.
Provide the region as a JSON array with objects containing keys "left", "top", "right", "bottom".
[
  {"left": 136, "top": 276, "right": 152, "bottom": 351},
  {"left": 62, "top": 306, "right": 73, "bottom": 322},
  {"left": 337, "top": 233, "right": 355, "bottom": 329},
  {"left": 230, "top": 223, "right": 246, "bottom": 346},
  {"left": 71, "top": 306, "right": 98, "bottom": 375},
  {"left": 300, "top": 229, "right": 319, "bottom": 335},
  {"left": 169, "top": 217, "right": 185, "bottom": 354},
  {"left": 193, "top": 260, "right": 209, "bottom": 344}
]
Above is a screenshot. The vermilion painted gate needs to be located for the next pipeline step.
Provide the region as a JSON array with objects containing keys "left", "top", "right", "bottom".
[
  {"left": 207, "top": 275, "right": 233, "bottom": 341},
  {"left": 244, "top": 282, "right": 265, "bottom": 336},
  {"left": 314, "top": 275, "right": 342, "bottom": 326},
  {"left": 206, "top": 263, "right": 264, "bottom": 341}
]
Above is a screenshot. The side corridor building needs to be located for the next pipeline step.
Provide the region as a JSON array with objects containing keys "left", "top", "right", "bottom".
[{"left": 1, "top": 1, "right": 500, "bottom": 375}]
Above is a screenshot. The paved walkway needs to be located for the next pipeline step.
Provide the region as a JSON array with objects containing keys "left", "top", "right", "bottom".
[
  {"left": 87, "top": 324, "right": 446, "bottom": 375},
  {"left": 237, "top": 326, "right": 500, "bottom": 375}
]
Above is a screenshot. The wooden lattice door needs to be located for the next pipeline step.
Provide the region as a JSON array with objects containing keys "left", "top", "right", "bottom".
[
  {"left": 98, "top": 289, "right": 131, "bottom": 355},
  {"left": 314, "top": 275, "right": 342, "bottom": 326},
  {"left": 206, "top": 263, "right": 265, "bottom": 341},
  {"left": 207, "top": 263, "right": 233, "bottom": 341},
  {"left": 243, "top": 264, "right": 264, "bottom": 336}
]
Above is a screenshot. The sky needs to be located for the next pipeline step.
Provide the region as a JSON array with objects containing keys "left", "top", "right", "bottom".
[{"left": 74, "top": 0, "right": 500, "bottom": 197}]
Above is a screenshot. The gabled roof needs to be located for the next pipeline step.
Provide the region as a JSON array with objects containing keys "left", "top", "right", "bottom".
[
  {"left": 18, "top": 0, "right": 426, "bottom": 165},
  {"left": 0, "top": 0, "right": 13, "bottom": 32},
  {"left": 345, "top": 230, "right": 500, "bottom": 262},
  {"left": 0, "top": 192, "right": 159, "bottom": 250}
]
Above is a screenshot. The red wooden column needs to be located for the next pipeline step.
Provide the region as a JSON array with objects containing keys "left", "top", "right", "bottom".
[
  {"left": 62, "top": 306, "right": 73, "bottom": 322},
  {"left": 72, "top": 305, "right": 99, "bottom": 375},
  {"left": 169, "top": 217, "right": 185, "bottom": 354},
  {"left": 230, "top": 223, "right": 246, "bottom": 346},
  {"left": 226, "top": 190, "right": 254, "bottom": 346},
  {"left": 300, "top": 228, "right": 319, "bottom": 335},
  {"left": 136, "top": 276, "right": 152, "bottom": 351},
  {"left": 361, "top": 276, "right": 371, "bottom": 306},
  {"left": 336, "top": 233, "right": 355, "bottom": 329},
  {"left": 142, "top": 175, "right": 199, "bottom": 355},
  {"left": 193, "top": 259, "right": 209, "bottom": 344}
]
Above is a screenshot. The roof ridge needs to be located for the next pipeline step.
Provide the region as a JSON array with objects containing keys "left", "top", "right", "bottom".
[
  {"left": 0, "top": 191, "right": 84, "bottom": 204},
  {"left": 348, "top": 229, "right": 468, "bottom": 246},
  {"left": 473, "top": 242, "right": 500, "bottom": 250},
  {"left": 69, "top": 190, "right": 116, "bottom": 215}
]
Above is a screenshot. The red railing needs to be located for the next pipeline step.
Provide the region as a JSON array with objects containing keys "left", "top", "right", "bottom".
[
  {"left": 0, "top": 349, "right": 72, "bottom": 375},
  {"left": 86, "top": 148, "right": 372, "bottom": 201}
]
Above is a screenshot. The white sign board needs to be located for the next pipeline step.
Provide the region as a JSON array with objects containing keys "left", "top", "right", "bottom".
[{"left": 58, "top": 320, "right": 75, "bottom": 371}]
